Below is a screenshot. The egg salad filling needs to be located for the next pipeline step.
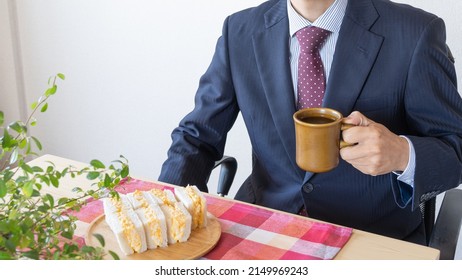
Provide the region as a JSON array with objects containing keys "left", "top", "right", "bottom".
[
  {"left": 168, "top": 204, "right": 187, "bottom": 242},
  {"left": 150, "top": 189, "right": 174, "bottom": 207},
  {"left": 150, "top": 189, "right": 186, "bottom": 242},
  {"left": 185, "top": 186, "right": 205, "bottom": 229},
  {"left": 132, "top": 190, "right": 163, "bottom": 247},
  {"left": 116, "top": 208, "right": 142, "bottom": 253},
  {"left": 110, "top": 197, "right": 124, "bottom": 211}
]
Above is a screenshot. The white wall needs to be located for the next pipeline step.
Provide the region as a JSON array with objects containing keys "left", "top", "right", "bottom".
[
  {"left": 1, "top": 0, "right": 461, "bottom": 200},
  {"left": 1, "top": 0, "right": 262, "bottom": 197},
  {"left": 0, "top": 0, "right": 22, "bottom": 125}
]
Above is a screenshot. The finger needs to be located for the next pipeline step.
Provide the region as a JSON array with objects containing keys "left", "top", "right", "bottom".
[
  {"left": 340, "top": 146, "right": 382, "bottom": 176},
  {"left": 340, "top": 143, "right": 369, "bottom": 161},
  {"left": 341, "top": 125, "right": 369, "bottom": 146},
  {"left": 343, "top": 111, "right": 374, "bottom": 127}
]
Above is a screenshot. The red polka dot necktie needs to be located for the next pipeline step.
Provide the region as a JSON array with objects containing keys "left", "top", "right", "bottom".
[{"left": 296, "top": 26, "right": 331, "bottom": 109}]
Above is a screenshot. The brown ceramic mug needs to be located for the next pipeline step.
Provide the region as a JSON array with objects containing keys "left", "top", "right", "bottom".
[{"left": 293, "top": 108, "right": 354, "bottom": 173}]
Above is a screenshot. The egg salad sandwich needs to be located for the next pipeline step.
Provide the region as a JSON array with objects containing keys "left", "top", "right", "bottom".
[
  {"left": 147, "top": 189, "right": 192, "bottom": 244},
  {"left": 103, "top": 195, "right": 147, "bottom": 255},
  {"left": 126, "top": 190, "right": 168, "bottom": 249},
  {"left": 174, "top": 185, "right": 208, "bottom": 230}
]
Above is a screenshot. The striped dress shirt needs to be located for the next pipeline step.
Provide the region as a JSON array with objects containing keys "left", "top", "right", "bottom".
[
  {"left": 287, "top": 0, "right": 347, "bottom": 97},
  {"left": 286, "top": 0, "right": 415, "bottom": 188}
]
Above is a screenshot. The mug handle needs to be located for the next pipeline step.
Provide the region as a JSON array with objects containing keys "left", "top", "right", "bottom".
[{"left": 340, "top": 123, "right": 356, "bottom": 149}]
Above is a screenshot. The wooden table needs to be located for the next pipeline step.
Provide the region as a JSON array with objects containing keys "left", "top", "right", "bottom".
[{"left": 28, "top": 154, "right": 440, "bottom": 260}]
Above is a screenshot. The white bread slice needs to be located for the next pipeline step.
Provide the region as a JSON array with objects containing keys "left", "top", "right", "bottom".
[
  {"left": 175, "top": 185, "right": 208, "bottom": 230},
  {"left": 127, "top": 190, "right": 168, "bottom": 249},
  {"left": 147, "top": 189, "right": 192, "bottom": 244},
  {"left": 103, "top": 195, "right": 147, "bottom": 255},
  {"left": 103, "top": 194, "right": 131, "bottom": 213}
]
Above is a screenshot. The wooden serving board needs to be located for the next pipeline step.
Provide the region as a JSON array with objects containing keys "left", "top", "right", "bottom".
[{"left": 85, "top": 213, "right": 221, "bottom": 260}]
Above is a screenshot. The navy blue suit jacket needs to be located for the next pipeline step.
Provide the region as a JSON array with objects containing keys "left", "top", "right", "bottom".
[{"left": 159, "top": 0, "right": 462, "bottom": 241}]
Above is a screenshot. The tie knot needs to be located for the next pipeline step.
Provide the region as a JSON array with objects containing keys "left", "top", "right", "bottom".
[{"left": 295, "top": 26, "right": 331, "bottom": 52}]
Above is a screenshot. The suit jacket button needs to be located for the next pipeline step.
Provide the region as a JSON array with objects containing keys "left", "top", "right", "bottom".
[{"left": 303, "top": 183, "right": 314, "bottom": 193}]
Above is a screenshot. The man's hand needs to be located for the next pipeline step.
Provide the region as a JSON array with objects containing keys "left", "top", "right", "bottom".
[{"left": 340, "top": 111, "right": 410, "bottom": 176}]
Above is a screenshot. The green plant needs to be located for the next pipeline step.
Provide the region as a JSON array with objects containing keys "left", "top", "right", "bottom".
[{"left": 0, "top": 74, "right": 128, "bottom": 259}]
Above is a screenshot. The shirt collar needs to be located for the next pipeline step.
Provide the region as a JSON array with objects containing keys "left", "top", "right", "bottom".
[{"left": 287, "top": 0, "right": 348, "bottom": 37}]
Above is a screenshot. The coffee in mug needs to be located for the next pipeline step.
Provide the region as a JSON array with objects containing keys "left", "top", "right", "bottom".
[{"left": 293, "top": 108, "right": 353, "bottom": 173}]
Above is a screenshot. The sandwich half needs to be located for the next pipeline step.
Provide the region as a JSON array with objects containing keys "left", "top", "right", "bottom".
[
  {"left": 103, "top": 195, "right": 147, "bottom": 255},
  {"left": 127, "top": 190, "right": 168, "bottom": 249},
  {"left": 147, "top": 189, "right": 192, "bottom": 244},
  {"left": 175, "top": 185, "right": 208, "bottom": 230}
]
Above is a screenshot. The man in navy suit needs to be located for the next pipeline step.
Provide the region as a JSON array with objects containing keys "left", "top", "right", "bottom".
[{"left": 159, "top": 0, "right": 462, "bottom": 245}]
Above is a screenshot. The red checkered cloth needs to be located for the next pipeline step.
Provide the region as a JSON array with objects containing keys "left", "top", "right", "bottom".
[{"left": 73, "top": 179, "right": 352, "bottom": 260}]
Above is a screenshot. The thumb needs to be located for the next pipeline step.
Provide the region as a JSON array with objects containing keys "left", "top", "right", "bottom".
[{"left": 342, "top": 111, "right": 374, "bottom": 127}]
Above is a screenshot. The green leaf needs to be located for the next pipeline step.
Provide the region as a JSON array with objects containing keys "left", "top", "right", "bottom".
[
  {"left": 9, "top": 121, "right": 25, "bottom": 133},
  {"left": 61, "top": 231, "right": 73, "bottom": 240},
  {"left": 47, "top": 85, "right": 57, "bottom": 96},
  {"left": 30, "top": 101, "right": 38, "bottom": 110},
  {"left": 49, "top": 175, "right": 59, "bottom": 187},
  {"left": 25, "top": 140, "right": 31, "bottom": 154},
  {"left": 0, "top": 220, "right": 8, "bottom": 231},
  {"left": 0, "top": 180, "right": 6, "bottom": 198},
  {"left": 3, "top": 170, "right": 14, "bottom": 181},
  {"left": 15, "top": 175, "right": 28, "bottom": 184},
  {"left": 2, "top": 128, "right": 12, "bottom": 148},
  {"left": 46, "top": 165, "right": 54, "bottom": 173},
  {"left": 9, "top": 148, "right": 19, "bottom": 165},
  {"left": 86, "top": 171, "right": 100, "bottom": 180},
  {"left": 20, "top": 163, "right": 34, "bottom": 174},
  {"left": 5, "top": 239, "right": 16, "bottom": 252},
  {"left": 61, "top": 167, "right": 69, "bottom": 177},
  {"left": 31, "top": 166, "right": 44, "bottom": 173},
  {"left": 57, "top": 73, "right": 66, "bottom": 80},
  {"left": 121, "top": 166, "right": 129, "bottom": 178},
  {"left": 31, "top": 136, "right": 42, "bottom": 150},
  {"left": 72, "top": 187, "right": 83, "bottom": 193},
  {"left": 22, "top": 181, "right": 34, "bottom": 197},
  {"left": 32, "top": 189, "right": 41, "bottom": 197},
  {"left": 39, "top": 175, "right": 50, "bottom": 185},
  {"left": 45, "top": 193, "right": 54, "bottom": 209},
  {"left": 93, "top": 233, "right": 105, "bottom": 247},
  {"left": 0, "top": 252, "right": 13, "bottom": 260},
  {"left": 58, "top": 197, "right": 69, "bottom": 206},
  {"left": 104, "top": 173, "right": 111, "bottom": 187},
  {"left": 22, "top": 250, "right": 39, "bottom": 260},
  {"left": 108, "top": 251, "right": 120, "bottom": 260},
  {"left": 90, "top": 159, "right": 105, "bottom": 169},
  {"left": 38, "top": 204, "right": 50, "bottom": 213},
  {"left": 30, "top": 118, "right": 37, "bottom": 126},
  {"left": 40, "top": 103, "right": 48, "bottom": 113},
  {"left": 81, "top": 245, "right": 95, "bottom": 254},
  {"left": 18, "top": 138, "right": 27, "bottom": 149},
  {"left": 19, "top": 235, "right": 33, "bottom": 249},
  {"left": 0, "top": 111, "right": 4, "bottom": 126}
]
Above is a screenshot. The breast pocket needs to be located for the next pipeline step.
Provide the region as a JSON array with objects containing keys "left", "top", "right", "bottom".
[
  {"left": 352, "top": 95, "right": 403, "bottom": 123},
  {"left": 353, "top": 96, "right": 391, "bottom": 114}
]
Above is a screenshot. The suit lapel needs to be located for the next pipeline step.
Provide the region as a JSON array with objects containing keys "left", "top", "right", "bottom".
[
  {"left": 323, "top": 0, "right": 383, "bottom": 116},
  {"left": 305, "top": 0, "right": 383, "bottom": 185},
  {"left": 252, "top": 0, "right": 302, "bottom": 175},
  {"left": 252, "top": 0, "right": 385, "bottom": 184}
]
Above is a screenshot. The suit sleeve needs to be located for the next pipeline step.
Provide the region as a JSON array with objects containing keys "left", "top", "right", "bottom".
[
  {"left": 158, "top": 17, "right": 240, "bottom": 192},
  {"left": 391, "top": 17, "right": 462, "bottom": 210}
]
